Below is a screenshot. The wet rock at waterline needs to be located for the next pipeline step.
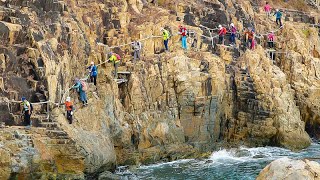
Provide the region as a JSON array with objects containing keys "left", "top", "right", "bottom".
[{"left": 257, "top": 157, "right": 320, "bottom": 180}]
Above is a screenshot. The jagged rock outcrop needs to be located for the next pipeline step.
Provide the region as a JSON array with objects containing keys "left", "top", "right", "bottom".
[
  {"left": 0, "top": 0, "right": 319, "bottom": 178},
  {"left": 257, "top": 157, "right": 320, "bottom": 180}
]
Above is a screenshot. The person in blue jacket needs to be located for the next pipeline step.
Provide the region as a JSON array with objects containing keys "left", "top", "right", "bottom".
[
  {"left": 274, "top": 9, "right": 283, "bottom": 27},
  {"left": 87, "top": 61, "right": 98, "bottom": 86},
  {"left": 72, "top": 78, "right": 88, "bottom": 106}
]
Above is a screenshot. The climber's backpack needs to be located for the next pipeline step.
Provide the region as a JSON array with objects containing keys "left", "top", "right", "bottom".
[
  {"left": 80, "top": 80, "right": 88, "bottom": 91},
  {"left": 115, "top": 53, "right": 121, "bottom": 61},
  {"left": 23, "top": 101, "right": 33, "bottom": 113},
  {"left": 29, "top": 103, "right": 33, "bottom": 113},
  {"left": 222, "top": 27, "right": 227, "bottom": 35}
]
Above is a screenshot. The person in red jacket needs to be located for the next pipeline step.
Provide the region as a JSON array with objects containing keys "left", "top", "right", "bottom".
[
  {"left": 179, "top": 25, "right": 188, "bottom": 50},
  {"left": 264, "top": 2, "right": 271, "bottom": 18},
  {"left": 218, "top": 25, "right": 227, "bottom": 45}
]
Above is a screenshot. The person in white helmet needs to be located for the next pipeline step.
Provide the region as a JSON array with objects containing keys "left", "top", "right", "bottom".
[
  {"left": 87, "top": 61, "right": 98, "bottom": 86},
  {"left": 274, "top": 9, "right": 283, "bottom": 27},
  {"left": 65, "top": 97, "right": 74, "bottom": 124},
  {"left": 229, "top": 23, "right": 237, "bottom": 45},
  {"left": 161, "top": 28, "right": 170, "bottom": 51},
  {"left": 218, "top": 25, "right": 227, "bottom": 45}
]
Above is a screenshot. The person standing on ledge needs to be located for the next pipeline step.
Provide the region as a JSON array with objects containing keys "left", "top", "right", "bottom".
[
  {"left": 108, "top": 52, "right": 120, "bottom": 78},
  {"left": 161, "top": 28, "right": 170, "bottom": 52},
  {"left": 229, "top": 23, "right": 237, "bottom": 45},
  {"left": 87, "top": 61, "right": 98, "bottom": 86},
  {"left": 264, "top": 2, "right": 271, "bottom": 19},
  {"left": 274, "top": 9, "right": 283, "bottom": 28},
  {"left": 179, "top": 25, "right": 188, "bottom": 50},
  {"left": 132, "top": 40, "right": 142, "bottom": 62},
  {"left": 21, "top": 97, "right": 32, "bottom": 127},
  {"left": 218, "top": 25, "right": 227, "bottom": 45}
]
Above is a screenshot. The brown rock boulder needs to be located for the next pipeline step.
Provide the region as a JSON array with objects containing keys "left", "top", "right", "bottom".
[{"left": 257, "top": 157, "right": 320, "bottom": 180}]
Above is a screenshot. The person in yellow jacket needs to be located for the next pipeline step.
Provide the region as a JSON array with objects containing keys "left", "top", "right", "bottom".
[
  {"left": 108, "top": 52, "right": 120, "bottom": 78},
  {"left": 161, "top": 28, "right": 170, "bottom": 51}
]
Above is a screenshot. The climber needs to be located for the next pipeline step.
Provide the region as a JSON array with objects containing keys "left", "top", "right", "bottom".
[
  {"left": 264, "top": 2, "right": 271, "bottom": 18},
  {"left": 243, "top": 28, "right": 254, "bottom": 49},
  {"left": 87, "top": 61, "right": 98, "bottom": 86},
  {"left": 267, "top": 31, "right": 275, "bottom": 48},
  {"left": 218, "top": 25, "right": 227, "bottom": 45},
  {"left": 249, "top": 29, "right": 256, "bottom": 50},
  {"left": 229, "top": 23, "right": 237, "bottom": 45},
  {"left": 108, "top": 52, "right": 120, "bottom": 78},
  {"left": 161, "top": 28, "right": 170, "bottom": 52},
  {"left": 71, "top": 78, "right": 88, "bottom": 106},
  {"left": 179, "top": 25, "right": 188, "bottom": 50},
  {"left": 21, "top": 97, "right": 32, "bottom": 127},
  {"left": 131, "top": 40, "right": 142, "bottom": 62},
  {"left": 274, "top": 9, "right": 283, "bottom": 28},
  {"left": 65, "top": 97, "right": 74, "bottom": 124},
  {"left": 243, "top": 28, "right": 251, "bottom": 49}
]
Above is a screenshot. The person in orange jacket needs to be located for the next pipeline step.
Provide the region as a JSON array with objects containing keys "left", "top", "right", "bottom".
[{"left": 65, "top": 97, "right": 75, "bottom": 124}]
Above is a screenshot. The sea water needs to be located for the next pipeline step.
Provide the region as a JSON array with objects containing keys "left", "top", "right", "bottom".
[{"left": 116, "top": 143, "right": 320, "bottom": 180}]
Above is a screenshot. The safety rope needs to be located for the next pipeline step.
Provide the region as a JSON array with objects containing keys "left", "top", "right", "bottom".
[{"left": 5, "top": 100, "right": 53, "bottom": 120}]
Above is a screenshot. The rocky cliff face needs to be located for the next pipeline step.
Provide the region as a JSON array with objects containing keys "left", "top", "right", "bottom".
[{"left": 0, "top": 0, "right": 319, "bottom": 178}]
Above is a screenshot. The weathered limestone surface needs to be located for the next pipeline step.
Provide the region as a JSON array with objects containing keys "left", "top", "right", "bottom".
[
  {"left": 0, "top": 0, "right": 318, "bottom": 178},
  {"left": 257, "top": 157, "right": 320, "bottom": 180}
]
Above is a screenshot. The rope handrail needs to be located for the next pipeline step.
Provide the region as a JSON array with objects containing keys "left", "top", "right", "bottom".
[{"left": 8, "top": 100, "right": 52, "bottom": 105}]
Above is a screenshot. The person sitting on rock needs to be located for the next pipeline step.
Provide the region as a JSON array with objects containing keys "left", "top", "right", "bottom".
[
  {"left": 267, "top": 31, "right": 275, "bottom": 48},
  {"left": 72, "top": 78, "right": 88, "bottom": 106},
  {"left": 87, "top": 61, "right": 98, "bottom": 86},
  {"left": 65, "top": 97, "right": 74, "bottom": 124},
  {"left": 274, "top": 9, "right": 283, "bottom": 28},
  {"left": 161, "top": 28, "right": 170, "bottom": 52},
  {"left": 218, "top": 25, "right": 227, "bottom": 45},
  {"left": 264, "top": 2, "right": 271, "bottom": 19},
  {"left": 21, "top": 97, "right": 32, "bottom": 127}
]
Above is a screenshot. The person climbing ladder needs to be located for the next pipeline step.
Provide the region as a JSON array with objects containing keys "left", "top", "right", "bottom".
[
  {"left": 72, "top": 78, "right": 88, "bottom": 106},
  {"left": 21, "top": 97, "right": 32, "bottom": 127},
  {"left": 267, "top": 31, "right": 275, "bottom": 48}
]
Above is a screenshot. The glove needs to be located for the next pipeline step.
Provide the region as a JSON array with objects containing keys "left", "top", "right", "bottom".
[{"left": 70, "top": 111, "right": 74, "bottom": 115}]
